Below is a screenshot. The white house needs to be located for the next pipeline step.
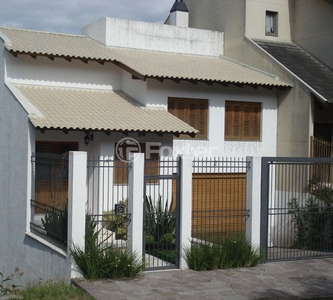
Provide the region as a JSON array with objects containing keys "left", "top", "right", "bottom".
[{"left": 0, "top": 0, "right": 290, "bottom": 283}]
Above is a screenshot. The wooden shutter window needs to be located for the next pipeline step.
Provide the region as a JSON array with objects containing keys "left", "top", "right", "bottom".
[
  {"left": 225, "top": 101, "right": 261, "bottom": 141},
  {"left": 168, "top": 98, "right": 208, "bottom": 139},
  {"left": 114, "top": 143, "right": 160, "bottom": 184}
]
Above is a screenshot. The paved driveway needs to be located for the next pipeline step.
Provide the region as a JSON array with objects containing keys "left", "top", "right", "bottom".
[{"left": 74, "top": 258, "right": 333, "bottom": 300}]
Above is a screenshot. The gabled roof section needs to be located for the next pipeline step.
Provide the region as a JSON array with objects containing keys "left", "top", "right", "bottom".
[
  {"left": 11, "top": 84, "right": 198, "bottom": 136},
  {"left": 254, "top": 39, "right": 333, "bottom": 103},
  {"left": 0, "top": 27, "right": 291, "bottom": 88},
  {"left": 0, "top": 27, "right": 113, "bottom": 61}
]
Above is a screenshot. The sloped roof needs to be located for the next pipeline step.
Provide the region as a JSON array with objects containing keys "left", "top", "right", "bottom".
[
  {"left": 254, "top": 39, "right": 333, "bottom": 103},
  {"left": 0, "top": 27, "right": 291, "bottom": 88},
  {"left": 12, "top": 84, "right": 198, "bottom": 135}
]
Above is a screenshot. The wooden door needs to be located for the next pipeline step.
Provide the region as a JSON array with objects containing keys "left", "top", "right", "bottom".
[{"left": 35, "top": 142, "right": 78, "bottom": 209}]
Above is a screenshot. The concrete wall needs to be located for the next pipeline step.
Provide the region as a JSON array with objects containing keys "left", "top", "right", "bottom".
[
  {"left": 246, "top": 0, "right": 292, "bottom": 41},
  {"left": 292, "top": 0, "right": 333, "bottom": 69},
  {"left": 82, "top": 17, "right": 224, "bottom": 56},
  {"left": 184, "top": 0, "right": 313, "bottom": 157},
  {"left": 184, "top": 0, "right": 245, "bottom": 57}
]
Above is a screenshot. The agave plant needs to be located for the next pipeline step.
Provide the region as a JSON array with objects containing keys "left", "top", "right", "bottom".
[{"left": 145, "top": 195, "right": 176, "bottom": 243}]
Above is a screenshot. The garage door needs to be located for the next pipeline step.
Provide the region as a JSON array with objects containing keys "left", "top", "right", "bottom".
[{"left": 192, "top": 172, "right": 247, "bottom": 241}]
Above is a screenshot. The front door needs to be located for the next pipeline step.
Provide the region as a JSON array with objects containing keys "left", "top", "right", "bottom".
[{"left": 35, "top": 141, "right": 78, "bottom": 209}]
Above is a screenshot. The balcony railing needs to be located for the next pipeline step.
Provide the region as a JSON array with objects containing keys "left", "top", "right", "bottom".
[{"left": 30, "top": 200, "right": 68, "bottom": 246}]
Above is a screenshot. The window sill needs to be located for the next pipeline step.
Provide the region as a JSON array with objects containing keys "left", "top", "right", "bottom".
[
  {"left": 225, "top": 140, "right": 262, "bottom": 142},
  {"left": 174, "top": 138, "right": 209, "bottom": 141},
  {"left": 25, "top": 231, "right": 68, "bottom": 258}
]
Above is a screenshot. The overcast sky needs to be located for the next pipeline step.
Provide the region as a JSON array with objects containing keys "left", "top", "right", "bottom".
[{"left": 0, "top": 0, "right": 176, "bottom": 34}]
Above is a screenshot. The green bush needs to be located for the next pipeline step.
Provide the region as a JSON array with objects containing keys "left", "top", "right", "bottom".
[
  {"left": 288, "top": 196, "right": 333, "bottom": 250},
  {"left": 70, "top": 215, "right": 144, "bottom": 280},
  {"left": 103, "top": 199, "right": 128, "bottom": 240},
  {"left": 183, "top": 236, "right": 261, "bottom": 271},
  {"left": 41, "top": 206, "right": 67, "bottom": 245}
]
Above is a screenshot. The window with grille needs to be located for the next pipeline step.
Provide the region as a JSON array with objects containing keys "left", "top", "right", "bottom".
[
  {"left": 168, "top": 97, "right": 208, "bottom": 139},
  {"left": 224, "top": 101, "right": 261, "bottom": 141}
]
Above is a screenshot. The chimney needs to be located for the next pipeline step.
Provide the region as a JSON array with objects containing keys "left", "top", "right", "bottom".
[{"left": 169, "top": 0, "right": 189, "bottom": 27}]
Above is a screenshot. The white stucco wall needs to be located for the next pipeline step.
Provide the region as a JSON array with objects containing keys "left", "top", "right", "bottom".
[
  {"left": 82, "top": 17, "right": 224, "bottom": 56},
  {"left": 146, "top": 79, "right": 278, "bottom": 158},
  {"left": 121, "top": 70, "right": 147, "bottom": 105},
  {"left": 5, "top": 53, "right": 122, "bottom": 89}
]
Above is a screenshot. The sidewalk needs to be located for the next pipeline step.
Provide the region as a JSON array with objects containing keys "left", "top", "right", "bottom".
[{"left": 73, "top": 257, "right": 333, "bottom": 300}]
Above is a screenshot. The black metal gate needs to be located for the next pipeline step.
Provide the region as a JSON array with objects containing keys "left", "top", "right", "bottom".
[
  {"left": 261, "top": 157, "right": 333, "bottom": 262},
  {"left": 143, "top": 157, "right": 180, "bottom": 270}
]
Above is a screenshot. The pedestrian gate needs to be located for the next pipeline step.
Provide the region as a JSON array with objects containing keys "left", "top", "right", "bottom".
[{"left": 143, "top": 158, "right": 180, "bottom": 270}]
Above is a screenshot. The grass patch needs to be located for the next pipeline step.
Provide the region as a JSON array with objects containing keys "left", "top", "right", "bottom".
[
  {"left": 184, "top": 235, "right": 261, "bottom": 271},
  {"left": 8, "top": 282, "right": 93, "bottom": 300}
]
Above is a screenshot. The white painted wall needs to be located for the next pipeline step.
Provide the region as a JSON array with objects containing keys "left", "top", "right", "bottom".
[
  {"left": 147, "top": 79, "right": 278, "bottom": 158},
  {"left": 82, "top": 17, "right": 224, "bottom": 56},
  {"left": 121, "top": 70, "right": 147, "bottom": 106},
  {"left": 5, "top": 53, "right": 121, "bottom": 89}
]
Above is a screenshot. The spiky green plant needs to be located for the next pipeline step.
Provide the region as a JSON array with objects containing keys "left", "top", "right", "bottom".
[
  {"left": 145, "top": 195, "right": 176, "bottom": 243},
  {"left": 71, "top": 215, "right": 144, "bottom": 280}
]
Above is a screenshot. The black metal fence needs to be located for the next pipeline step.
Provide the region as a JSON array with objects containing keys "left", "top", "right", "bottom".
[
  {"left": 143, "top": 158, "right": 180, "bottom": 270},
  {"left": 86, "top": 156, "right": 131, "bottom": 250},
  {"left": 192, "top": 157, "right": 250, "bottom": 243},
  {"left": 261, "top": 157, "right": 333, "bottom": 262},
  {"left": 30, "top": 152, "right": 69, "bottom": 246},
  {"left": 31, "top": 152, "right": 69, "bottom": 209},
  {"left": 30, "top": 200, "right": 68, "bottom": 245},
  {"left": 85, "top": 213, "right": 130, "bottom": 250}
]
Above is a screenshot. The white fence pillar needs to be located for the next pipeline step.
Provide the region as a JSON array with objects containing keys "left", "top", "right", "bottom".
[
  {"left": 246, "top": 156, "right": 262, "bottom": 247},
  {"left": 68, "top": 151, "right": 87, "bottom": 278},
  {"left": 128, "top": 153, "right": 144, "bottom": 258},
  {"left": 179, "top": 155, "right": 192, "bottom": 269}
]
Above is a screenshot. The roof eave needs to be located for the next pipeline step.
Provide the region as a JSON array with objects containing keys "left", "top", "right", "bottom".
[{"left": 31, "top": 124, "right": 198, "bottom": 137}]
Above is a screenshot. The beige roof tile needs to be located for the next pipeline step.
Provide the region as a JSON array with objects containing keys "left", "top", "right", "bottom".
[
  {"left": 13, "top": 84, "right": 198, "bottom": 135},
  {"left": 0, "top": 27, "right": 292, "bottom": 88}
]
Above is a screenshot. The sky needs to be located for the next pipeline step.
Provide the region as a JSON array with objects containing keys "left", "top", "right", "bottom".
[{"left": 0, "top": 0, "right": 176, "bottom": 34}]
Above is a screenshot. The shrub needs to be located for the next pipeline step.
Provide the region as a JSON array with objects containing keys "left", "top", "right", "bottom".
[
  {"left": 288, "top": 196, "right": 333, "bottom": 250},
  {"left": 71, "top": 215, "right": 144, "bottom": 280},
  {"left": 103, "top": 199, "right": 128, "bottom": 240},
  {"left": 183, "top": 236, "right": 261, "bottom": 271}
]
